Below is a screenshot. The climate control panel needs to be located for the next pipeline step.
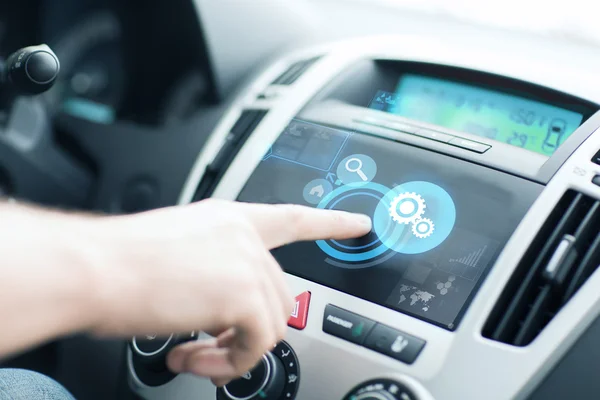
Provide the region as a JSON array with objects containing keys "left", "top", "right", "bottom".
[
  {"left": 130, "top": 332, "right": 196, "bottom": 387},
  {"left": 216, "top": 341, "right": 300, "bottom": 400},
  {"left": 130, "top": 335, "right": 301, "bottom": 400}
]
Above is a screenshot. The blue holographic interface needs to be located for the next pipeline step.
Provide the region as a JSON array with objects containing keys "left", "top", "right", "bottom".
[{"left": 238, "top": 119, "right": 541, "bottom": 330}]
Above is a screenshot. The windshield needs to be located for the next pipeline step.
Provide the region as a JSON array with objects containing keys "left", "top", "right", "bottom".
[{"left": 320, "top": 0, "right": 599, "bottom": 46}]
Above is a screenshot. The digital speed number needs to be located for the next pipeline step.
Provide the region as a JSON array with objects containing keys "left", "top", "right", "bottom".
[{"left": 508, "top": 109, "right": 570, "bottom": 154}]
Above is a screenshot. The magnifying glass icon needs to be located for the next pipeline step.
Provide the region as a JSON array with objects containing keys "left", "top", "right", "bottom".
[{"left": 345, "top": 158, "right": 368, "bottom": 181}]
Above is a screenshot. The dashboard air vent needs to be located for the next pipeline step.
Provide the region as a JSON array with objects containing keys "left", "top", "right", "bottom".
[
  {"left": 271, "top": 56, "right": 321, "bottom": 85},
  {"left": 483, "top": 190, "right": 600, "bottom": 346},
  {"left": 192, "top": 109, "right": 268, "bottom": 201}
]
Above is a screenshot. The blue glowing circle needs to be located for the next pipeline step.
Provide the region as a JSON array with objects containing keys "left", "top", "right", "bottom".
[
  {"left": 316, "top": 182, "right": 406, "bottom": 263},
  {"left": 384, "top": 181, "right": 456, "bottom": 254},
  {"left": 329, "top": 192, "right": 382, "bottom": 250},
  {"left": 314, "top": 180, "right": 456, "bottom": 262},
  {"left": 336, "top": 154, "right": 377, "bottom": 185}
]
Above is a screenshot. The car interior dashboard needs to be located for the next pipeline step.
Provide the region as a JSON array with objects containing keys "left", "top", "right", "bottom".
[
  {"left": 130, "top": 32, "right": 600, "bottom": 400},
  {"left": 3, "top": 1, "right": 600, "bottom": 399}
]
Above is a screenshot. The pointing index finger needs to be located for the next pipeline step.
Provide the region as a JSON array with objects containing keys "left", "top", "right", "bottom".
[{"left": 237, "top": 203, "right": 373, "bottom": 249}]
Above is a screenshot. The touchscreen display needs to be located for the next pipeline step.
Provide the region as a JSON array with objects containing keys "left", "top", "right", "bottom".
[
  {"left": 237, "top": 120, "right": 542, "bottom": 329},
  {"left": 370, "top": 74, "right": 584, "bottom": 156}
]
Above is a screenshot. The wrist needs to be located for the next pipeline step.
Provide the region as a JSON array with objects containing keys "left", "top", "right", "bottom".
[
  {"left": 0, "top": 204, "right": 112, "bottom": 344},
  {"left": 79, "top": 212, "right": 161, "bottom": 337},
  {"left": 73, "top": 214, "right": 141, "bottom": 337},
  {"left": 22, "top": 206, "right": 132, "bottom": 337},
  {"left": 63, "top": 215, "right": 120, "bottom": 334},
  {"left": 40, "top": 210, "right": 114, "bottom": 336}
]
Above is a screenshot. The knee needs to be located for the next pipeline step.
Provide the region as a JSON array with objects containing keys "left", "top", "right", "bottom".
[{"left": 0, "top": 369, "right": 75, "bottom": 400}]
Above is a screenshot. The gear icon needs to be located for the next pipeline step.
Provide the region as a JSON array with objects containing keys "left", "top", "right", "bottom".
[
  {"left": 389, "top": 192, "right": 426, "bottom": 224},
  {"left": 412, "top": 218, "right": 435, "bottom": 239}
]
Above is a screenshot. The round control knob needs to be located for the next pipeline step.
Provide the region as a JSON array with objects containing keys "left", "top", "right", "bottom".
[
  {"left": 5, "top": 44, "right": 60, "bottom": 95},
  {"left": 343, "top": 379, "right": 418, "bottom": 400},
  {"left": 25, "top": 52, "right": 58, "bottom": 84},
  {"left": 132, "top": 333, "right": 174, "bottom": 357},
  {"left": 130, "top": 333, "right": 174, "bottom": 372},
  {"left": 219, "top": 352, "right": 285, "bottom": 400},
  {"left": 130, "top": 332, "right": 197, "bottom": 387}
]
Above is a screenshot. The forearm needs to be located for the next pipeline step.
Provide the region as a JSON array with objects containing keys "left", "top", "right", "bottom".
[{"left": 0, "top": 202, "right": 107, "bottom": 359}]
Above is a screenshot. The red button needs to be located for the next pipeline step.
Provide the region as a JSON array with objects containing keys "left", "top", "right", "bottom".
[{"left": 288, "top": 291, "right": 311, "bottom": 330}]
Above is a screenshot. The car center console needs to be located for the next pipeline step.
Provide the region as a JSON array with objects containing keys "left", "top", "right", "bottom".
[{"left": 126, "top": 35, "right": 600, "bottom": 399}]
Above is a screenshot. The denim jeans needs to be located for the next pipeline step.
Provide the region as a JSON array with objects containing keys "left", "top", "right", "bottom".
[{"left": 0, "top": 369, "right": 75, "bottom": 400}]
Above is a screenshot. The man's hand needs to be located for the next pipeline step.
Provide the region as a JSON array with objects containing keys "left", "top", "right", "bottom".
[{"left": 91, "top": 200, "right": 371, "bottom": 385}]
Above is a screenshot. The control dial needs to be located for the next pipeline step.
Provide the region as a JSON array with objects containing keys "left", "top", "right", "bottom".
[
  {"left": 218, "top": 352, "right": 285, "bottom": 400},
  {"left": 343, "top": 379, "right": 418, "bottom": 400},
  {"left": 130, "top": 333, "right": 175, "bottom": 372},
  {"left": 129, "top": 332, "right": 196, "bottom": 387}
]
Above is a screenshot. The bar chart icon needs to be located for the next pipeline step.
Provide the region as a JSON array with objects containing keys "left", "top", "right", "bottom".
[{"left": 449, "top": 245, "right": 488, "bottom": 268}]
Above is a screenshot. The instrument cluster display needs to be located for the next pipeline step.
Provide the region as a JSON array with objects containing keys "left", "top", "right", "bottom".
[{"left": 371, "top": 74, "right": 584, "bottom": 156}]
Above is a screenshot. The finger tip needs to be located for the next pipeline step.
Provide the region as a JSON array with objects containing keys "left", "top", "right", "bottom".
[
  {"left": 354, "top": 213, "right": 372, "bottom": 232},
  {"left": 166, "top": 351, "right": 184, "bottom": 373},
  {"left": 186, "top": 348, "right": 238, "bottom": 379},
  {"left": 212, "top": 378, "right": 232, "bottom": 387}
]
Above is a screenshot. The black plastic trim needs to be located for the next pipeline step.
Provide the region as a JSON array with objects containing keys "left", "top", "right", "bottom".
[
  {"left": 271, "top": 57, "right": 321, "bottom": 86},
  {"left": 483, "top": 190, "right": 600, "bottom": 346},
  {"left": 192, "top": 109, "right": 268, "bottom": 201}
]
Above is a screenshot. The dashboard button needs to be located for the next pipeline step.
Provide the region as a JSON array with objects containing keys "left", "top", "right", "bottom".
[
  {"left": 386, "top": 121, "right": 419, "bottom": 134},
  {"left": 448, "top": 137, "right": 491, "bottom": 153},
  {"left": 448, "top": 137, "right": 492, "bottom": 154},
  {"left": 288, "top": 291, "right": 311, "bottom": 330},
  {"left": 364, "top": 324, "right": 425, "bottom": 365},
  {"left": 414, "top": 129, "right": 453, "bottom": 143},
  {"left": 360, "top": 116, "right": 383, "bottom": 124},
  {"left": 322, "top": 305, "right": 375, "bottom": 345},
  {"left": 357, "top": 118, "right": 418, "bottom": 135}
]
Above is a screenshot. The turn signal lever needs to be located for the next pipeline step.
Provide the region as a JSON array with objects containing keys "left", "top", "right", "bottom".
[
  {"left": 1, "top": 44, "right": 60, "bottom": 103},
  {"left": 0, "top": 44, "right": 91, "bottom": 208}
]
